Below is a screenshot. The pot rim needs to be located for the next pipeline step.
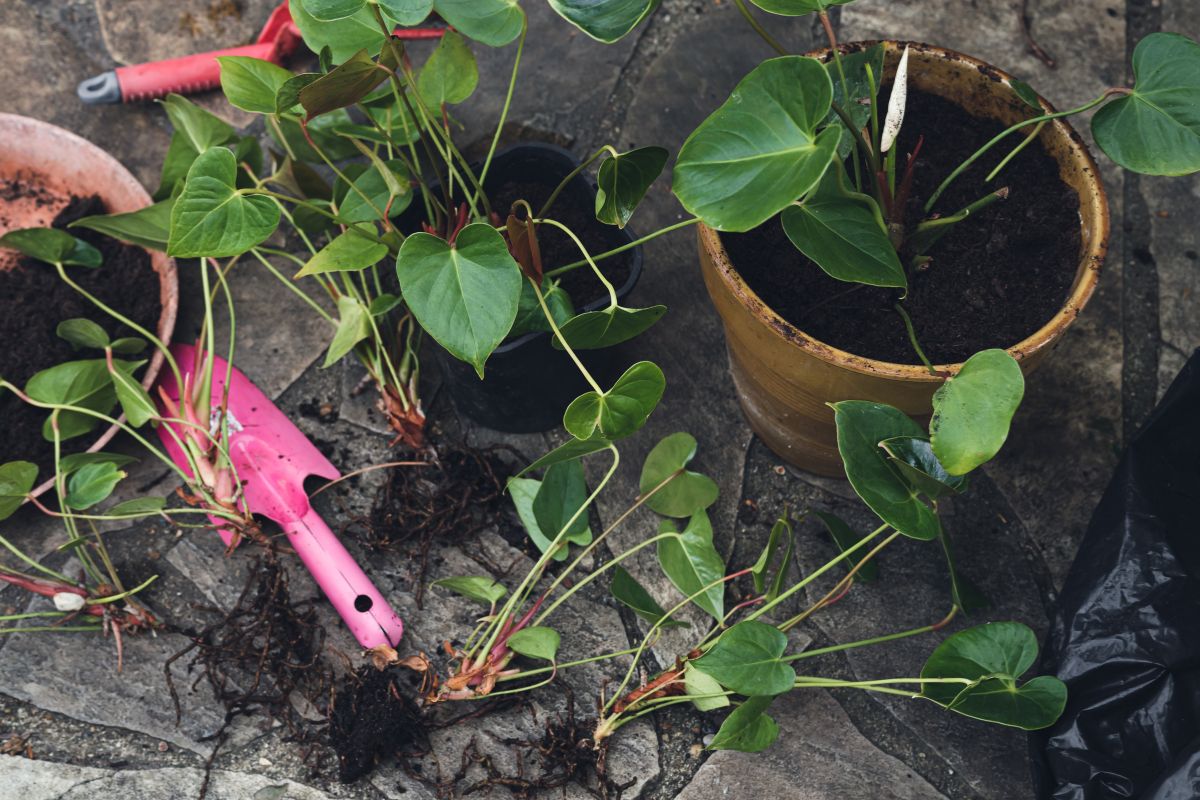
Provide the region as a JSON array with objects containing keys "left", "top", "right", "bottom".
[
  {"left": 0, "top": 112, "right": 180, "bottom": 500},
  {"left": 701, "top": 39, "right": 1109, "bottom": 382}
]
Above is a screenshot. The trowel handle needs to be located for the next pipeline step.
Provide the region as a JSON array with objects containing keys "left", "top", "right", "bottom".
[
  {"left": 285, "top": 507, "right": 404, "bottom": 650},
  {"left": 78, "top": 41, "right": 278, "bottom": 104}
]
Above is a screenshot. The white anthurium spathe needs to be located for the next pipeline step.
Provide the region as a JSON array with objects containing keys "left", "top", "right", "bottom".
[{"left": 881, "top": 45, "right": 912, "bottom": 153}]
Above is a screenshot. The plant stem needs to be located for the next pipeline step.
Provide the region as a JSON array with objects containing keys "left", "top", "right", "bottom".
[
  {"left": 471, "top": 19, "right": 527, "bottom": 208},
  {"left": 530, "top": 277, "right": 604, "bottom": 394},
  {"left": 778, "top": 530, "right": 901, "bottom": 631},
  {"left": 534, "top": 218, "right": 617, "bottom": 308},
  {"left": 250, "top": 250, "right": 336, "bottom": 325},
  {"left": 784, "top": 606, "right": 958, "bottom": 662},
  {"left": 536, "top": 146, "right": 616, "bottom": 221},
  {"left": 985, "top": 121, "right": 1045, "bottom": 182},
  {"left": 895, "top": 303, "right": 937, "bottom": 375},
  {"left": 733, "top": 0, "right": 788, "bottom": 55},
  {"left": 819, "top": 12, "right": 851, "bottom": 113},
  {"left": 544, "top": 217, "right": 701, "bottom": 278}
]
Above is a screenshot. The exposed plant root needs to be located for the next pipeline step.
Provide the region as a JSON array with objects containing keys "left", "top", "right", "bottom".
[{"left": 330, "top": 664, "right": 427, "bottom": 783}]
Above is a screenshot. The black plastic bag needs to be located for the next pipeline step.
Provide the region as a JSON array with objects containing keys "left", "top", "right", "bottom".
[{"left": 1033, "top": 350, "right": 1200, "bottom": 799}]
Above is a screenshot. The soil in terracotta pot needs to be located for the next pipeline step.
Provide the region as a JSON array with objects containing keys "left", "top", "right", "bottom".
[
  {"left": 0, "top": 192, "right": 162, "bottom": 476},
  {"left": 724, "top": 88, "right": 1082, "bottom": 365}
]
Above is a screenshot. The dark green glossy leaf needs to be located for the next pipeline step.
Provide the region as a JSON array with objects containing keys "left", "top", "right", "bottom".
[
  {"left": 930, "top": 349, "right": 1024, "bottom": 476},
  {"left": 167, "top": 148, "right": 280, "bottom": 258},
  {"left": 595, "top": 146, "right": 668, "bottom": 227},
  {"left": 781, "top": 183, "right": 905, "bottom": 288},
  {"left": 921, "top": 621, "right": 1067, "bottom": 730},
  {"left": 694, "top": 621, "right": 795, "bottom": 695},
  {"left": 299, "top": 48, "right": 397, "bottom": 119},
  {"left": 0, "top": 228, "right": 101, "bottom": 267},
  {"left": 639, "top": 432, "right": 719, "bottom": 518},
  {"left": 749, "top": 0, "right": 855, "bottom": 14},
  {"left": 288, "top": 0, "right": 394, "bottom": 62},
  {"left": 337, "top": 159, "right": 412, "bottom": 223},
  {"left": 419, "top": 30, "right": 478, "bottom": 106},
  {"left": 56, "top": 319, "right": 110, "bottom": 351},
  {"left": 708, "top": 695, "right": 779, "bottom": 752},
  {"left": 65, "top": 461, "right": 126, "bottom": 510},
  {"left": 547, "top": 0, "right": 658, "bottom": 43},
  {"left": 751, "top": 513, "right": 793, "bottom": 593},
  {"left": 1092, "top": 32, "right": 1200, "bottom": 176},
  {"left": 879, "top": 436, "right": 968, "bottom": 498},
  {"left": 432, "top": 575, "right": 507, "bottom": 604},
  {"left": 518, "top": 438, "right": 612, "bottom": 477},
  {"left": 396, "top": 224, "right": 522, "bottom": 377},
  {"left": 272, "top": 110, "right": 360, "bottom": 163},
  {"left": 532, "top": 460, "right": 592, "bottom": 552},
  {"left": 562, "top": 361, "right": 664, "bottom": 440},
  {"left": 433, "top": 0, "right": 524, "bottom": 47},
  {"left": 831, "top": 401, "right": 941, "bottom": 541},
  {"left": 507, "top": 626, "right": 560, "bottom": 662},
  {"left": 611, "top": 565, "right": 688, "bottom": 628},
  {"left": 674, "top": 57, "right": 838, "bottom": 232},
  {"left": 110, "top": 338, "right": 147, "bottom": 355},
  {"left": 69, "top": 199, "right": 173, "bottom": 252},
  {"left": 218, "top": 56, "right": 294, "bottom": 113},
  {"left": 109, "top": 361, "right": 157, "bottom": 427},
  {"left": 553, "top": 305, "right": 666, "bottom": 351},
  {"left": 822, "top": 43, "right": 885, "bottom": 158},
  {"left": 299, "top": 0, "right": 365, "bottom": 20},
  {"left": 0, "top": 462, "right": 37, "bottom": 520},
  {"left": 26, "top": 359, "right": 142, "bottom": 442},
  {"left": 323, "top": 295, "right": 371, "bottom": 367},
  {"left": 510, "top": 279, "right": 574, "bottom": 338},
  {"left": 296, "top": 226, "right": 388, "bottom": 277},
  {"left": 813, "top": 510, "right": 878, "bottom": 582},
  {"left": 657, "top": 511, "right": 725, "bottom": 621},
  {"left": 58, "top": 452, "right": 137, "bottom": 475},
  {"left": 276, "top": 73, "right": 319, "bottom": 114}
]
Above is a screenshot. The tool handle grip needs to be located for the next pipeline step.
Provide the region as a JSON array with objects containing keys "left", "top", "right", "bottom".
[
  {"left": 115, "top": 41, "right": 278, "bottom": 102},
  {"left": 284, "top": 507, "right": 404, "bottom": 650}
]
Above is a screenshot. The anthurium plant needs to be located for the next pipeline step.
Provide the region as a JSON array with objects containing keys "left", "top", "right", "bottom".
[{"left": 0, "top": 228, "right": 270, "bottom": 661}]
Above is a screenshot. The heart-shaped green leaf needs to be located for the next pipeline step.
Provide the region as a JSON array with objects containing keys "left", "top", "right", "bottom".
[
  {"left": 299, "top": 0, "right": 365, "bottom": 20},
  {"left": 396, "top": 223, "right": 522, "bottom": 377},
  {"left": 296, "top": 227, "right": 388, "bottom": 277},
  {"left": 749, "top": 0, "right": 856, "bottom": 14},
  {"left": 709, "top": 695, "right": 779, "bottom": 752},
  {"left": 56, "top": 319, "right": 110, "bottom": 351},
  {"left": 831, "top": 401, "right": 941, "bottom": 541},
  {"left": 419, "top": 30, "right": 478, "bottom": 106},
  {"left": 507, "top": 626, "right": 560, "bottom": 662},
  {"left": 337, "top": 159, "right": 412, "bottom": 223},
  {"left": 879, "top": 436, "right": 968, "bottom": 498},
  {"left": 532, "top": 460, "right": 593, "bottom": 551},
  {"left": 1092, "top": 32, "right": 1200, "bottom": 176},
  {"left": 611, "top": 565, "right": 688, "bottom": 628},
  {"left": 674, "top": 57, "right": 839, "bottom": 232},
  {"left": 694, "top": 621, "right": 795, "bottom": 696},
  {"left": 595, "top": 146, "right": 668, "bottom": 227},
  {"left": 109, "top": 361, "right": 157, "bottom": 427},
  {"left": 26, "top": 359, "right": 143, "bottom": 442},
  {"left": 639, "top": 432, "right": 719, "bottom": 518},
  {"left": 782, "top": 187, "right": 905, "bottom": 288},
  {"left": 657, "top": 511, "right": 725, "bottom": 621},
  {"left": 300, "top": 48, "right": 397, "bottom": 119},
  {"left": 547, "top": 0, "right": 659, "bottom": 43},
  {"left": 683, "top": 662, "right": 729, "bottom": 711},
  {"left": 168, "top": 148, "right": 280, "bottom": 258},
  {"left": 70, "top": 199, "right": 173, "bottom": 252},
  {"left": 65, "top": 461, "right": 126, "bottom": 510},
  {"left": 553, "top": 305, "right": 666, "bottom": 351},
  {"left": 433, "top": 0, "right": 524, "bottom": 47},
  {"left": 511, "top": 279, "right": 574, "bottom": 338},
  {"left": 218, "top": 56, "right": 294, "bottom": 113},
  {"left": 323, "top": 295, "right": 372, "bottom": 368},
  {"left": 58, "top": 453, "right": 137, "bottom": 474},
  {"left": 921, "top": 621, "right": 1067, "bottom": 730},
  {"left": 432, "top": 575, "right": 507, "bottom": 605},
  {"left": 750, "top": 513, "right": 792, "bottom": 593},
  {"left": 813, "top": 510, "right": 878, "bottom": 582},
  {"left": 379, "top": 0, "right": 434, "bottom": 24},
  {"left": 289, "top": 0, "right": 394, "bottom": 61},
  {"left": 563, "top": 361, "right": 665, "bottom": 440},
  {"left": 164, "top": 93, "right": 235, "bottom": 154},
  {"left": 0, "top": 228, "right": 101, "bottom": 268},
  {"left": 0, "top": 462, "right": 37, "bottom": 521},
  {"left": 509, "top": 476, "right": 589, "bottom": 561},
  {"left": 930, "top": 349, "right": 1024, "bottom": 476}
]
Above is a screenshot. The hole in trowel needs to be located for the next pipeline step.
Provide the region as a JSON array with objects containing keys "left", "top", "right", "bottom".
[{"left": 354, "top": 594, "right": 373, "bottom": 612}]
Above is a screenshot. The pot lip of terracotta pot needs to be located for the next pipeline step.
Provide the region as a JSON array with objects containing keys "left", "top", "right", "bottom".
[
  {"left": 0, "top": 112, "right": 180, "bottom": 499},
  {"left": 702, "top": 39, "right": 1109, "bottom": 383}
]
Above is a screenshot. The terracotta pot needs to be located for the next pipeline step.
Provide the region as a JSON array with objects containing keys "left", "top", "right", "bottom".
[
  {"left": 0, "top": 113, "right": 179, "bottom": 499},
  {"left": 697, "top": 41, "right": 1108, "bottom": 476}
]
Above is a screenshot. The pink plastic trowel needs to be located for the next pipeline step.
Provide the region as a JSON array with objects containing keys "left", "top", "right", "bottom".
[{"left": 155, "top": 344, "right": 404, "bottom": 650}]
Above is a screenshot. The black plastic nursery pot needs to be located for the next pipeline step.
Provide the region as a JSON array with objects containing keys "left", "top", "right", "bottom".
[{"left": 432, "top": 143, "right": 644, "bottom": 433}]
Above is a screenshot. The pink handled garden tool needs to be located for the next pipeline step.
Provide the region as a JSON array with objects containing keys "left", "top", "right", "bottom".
[{"left": 155, "top": 343, "right": 404, "bottom": 650}]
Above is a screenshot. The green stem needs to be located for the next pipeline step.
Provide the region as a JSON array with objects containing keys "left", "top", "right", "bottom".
[
  {"left": 985, "top": 121, "right": 1046, "bottom": 182},
  {"left": 544, "top": 217, "right": 701, "bottom": 279},
  {"left": 471, "top": 19, "right": 527, "bottom": 209},
  {"left": 530, "top": 277, "right": 604, "bottom": 394},
  {"left": 497, "top": 641, "right": 650, "bottom": 682},
  {"left": 784, "top": 606, "right": 958, "bottom": 662},
  {"left": 536, "top": 146, "right": 616, "bottom": 221},
  {"left": 534, "top": 218, "right": 617, "bottom": 308},
  {"left": 250, "top": 249, "right": 336, "bottom": 325},
  {"left": 733, "top": 0, "right": 788, "bottom": 55},
  {"left": 895, "top": 303, "right": 937, "bottom": 375}
]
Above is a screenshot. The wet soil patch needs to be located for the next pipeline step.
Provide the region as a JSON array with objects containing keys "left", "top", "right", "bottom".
[
  {"left": 724, "top": 89, "right": 1081, "bottom": 364},
  {"left": 0, "top": 193, "right": 161, "bottom": 475}
]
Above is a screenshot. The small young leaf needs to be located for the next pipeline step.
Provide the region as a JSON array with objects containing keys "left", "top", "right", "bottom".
[
  {"left": 821, "top": 43, "right": 885, "bottom": 158},
  {"left": 553, "top": 305, "right": 667, "bottom": 351},
  {"left": 639, "top": 432, "right": 719, "bottom": 518},
  {"left": 879, "top": 436, "right": 968, "bottom": 498},
  {"left": 693, "top": 621, "right": 795, "bottom": 696},
  {"left": 323, "top": 295, "right": 372, "bottom": 368},
  {"left": 418, "top": 30, "right": 478, "bottom": 106},
  {"left": 58, "top": 452, "right": 137, "bottom": 474},
  {"left": 510, "top": 477, "right": 567, "bottom": 561},
  {"left": 0, "top": 228, "right": 102, "bottom": 267},
  {"left": 295, "top": 227, "right": 388, "bottom": 277},
  {"left": 683, "top": 662, "right": 729, "bottom": 711},
  {"left": 0, "top": 462, "right": 38, "bottom": 520},
  {"left": 813, "top": 510, "right": 878, "bottom": 582},
  {"left": 751, "top": 513, "right": 794, "bottom": 593},
  {"left": 167, "top": 148, "right": 280, "bottom": 258},
  {"left": 510, "top": 279, "right": 574, "bottom": 338},
  {"left": 532, "top": 460, "right": 592, "bottom": 552},
  {"left": 657, "top": 512, "right": 725, "bottom": 621},
  {"left": 369, "top": 293, "right": 404, "bottom": 317},
  {"left": 110, "top": 338, "right": 147, "bottom": 355},
  {"left": 610, "top": 566, "right": 688, "bottom": 628},
  {"left": 547, "top": 0, "right": 658, "bottom": 43},
  {"left": 709, "top": 695, "right": 780, "bottom": 752},
  {"left": 299, "top": 47, "right": 397, "bottom": 119},
  {"left": 921, "top": 621, "right": 1067, "bottom": 730},
  {"left": 56, "top": 319, "right": 110, "bottom": 350},
  {"left": 1010, "top": 79, "right": 1042, "bottom": 110},
  {"left": 109, "top": 362, "right": 157, "bottom": 427},
  {"left": 337, "top": 159, "right": 412, "bottom": 223},
  {"left": 507, "top": 626, "right": 560, "bottom": 662},
  {"left": 108, "top": 496, "right": 167, "bottom": 516},
  {"left": 595, "top": 146, "right": 668, "bottom": 228},
  {"left": 431, "top": 576, "right": 507, "bottom": 605},
  {"left": 562, "top": 361, "right": 665, "bottom": 441},
  {"left": 65, "top": 461, "right": 126, "bottom": 510},
  {"left": 218, "top": 56, "right": 294, "bottom": 113},
  {"left": 397, "top": 224, "right": 522, "bottom": 378},
  {"left": 69, "top": 199, "right": 174, "bottom": 251},
  {"left": 930, "top": 349, "right": 1025, "bottom": 475}
]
